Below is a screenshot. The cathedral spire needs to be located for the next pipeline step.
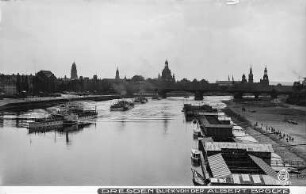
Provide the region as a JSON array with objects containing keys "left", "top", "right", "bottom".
[
  {"left": 264, "top": 66, "right": 268, "bottom": 75},
  {"left": 260, "top": 66, "right": 269, "bottom": 85},
  {"left": 248, "top": 66, "right": 253, "bottom": 83},
  {"left": 115, "top": 67, "right": 120, "bottom": 80}
]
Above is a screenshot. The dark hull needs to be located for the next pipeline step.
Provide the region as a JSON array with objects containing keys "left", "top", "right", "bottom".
[
  {"left": 191, "top": 168, "right": 206, "bottom": 186},
  {"left": 192, "top": 179, "right": 206, "bottom": 186}
]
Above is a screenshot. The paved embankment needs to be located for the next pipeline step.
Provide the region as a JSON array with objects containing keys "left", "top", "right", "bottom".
[{"left": 223, "top": 100, "right": 306, "bottom": 185}]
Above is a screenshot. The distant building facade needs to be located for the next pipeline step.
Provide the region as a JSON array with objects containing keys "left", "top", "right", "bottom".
[
  {"left": 0, "top": 74, "right": 34, "bottom": 96},
  {"left": 217, "top": 66, "right": 270, "bottom": 86},
  {"left": 216, "top": 81, "right": 233, "bottom": 86}
]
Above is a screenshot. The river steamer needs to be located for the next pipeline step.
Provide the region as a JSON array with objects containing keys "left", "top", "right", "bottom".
[
  {"left": 134, "top": 96, "right": 148, "bottom": 104},
  {"left": 57, "top": 102, "right": 98, "bottom": 119},
  {"left": 28, "top": 113, "right": 78, "bottom": 130},
  {"left": 28, "top": 102, "right": 98, "bottom": 131},
  {"left": 29, "top": 114, "right": 64, "bottom": 129},
  {"left": 110, "top": 100, "right": 134, "bottom": 111},
  {"left": 152, "top": 95, "right": 161, "bottom": 100}
]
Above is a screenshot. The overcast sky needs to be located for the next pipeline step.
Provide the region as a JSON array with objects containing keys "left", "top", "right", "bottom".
[{"left": 0, "top": 0, "right": 305, "bottom": 83}]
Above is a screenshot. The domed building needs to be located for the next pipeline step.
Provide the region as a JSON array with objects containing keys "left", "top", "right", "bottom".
[{"left": 160, "top": 60, "right": 175, "bottom": 82}]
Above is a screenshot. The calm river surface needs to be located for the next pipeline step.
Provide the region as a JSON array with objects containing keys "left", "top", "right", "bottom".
[{"left": 0, "top": 96, "right": 231, "bottom": 186}]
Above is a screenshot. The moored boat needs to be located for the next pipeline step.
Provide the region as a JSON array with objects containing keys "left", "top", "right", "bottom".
[
  {"left": 63, "top": 113, "right": 78, "bottom": 126},
  {"left": 134, "top": 96, "right": 148, "bottom": 104},
  {"left": 152, "top": 95, "right": 161, "bottom": 100},
  {"left": 63, "top": 102, "right": 98, "bottom": 119},
  {"left": 191, "top": 149, "right": 201, "bottom": 166},
  {"left": 191, "top": 168, "right": 207, "bottom": 186},
  {"left": 28, "top": 114, "right": 64, "bottom": 129},
  {"left": 28, "top": 102, "right": 98, "bottom": 130},
  {"left": 192, "top": 119, "right": 202, "bottom": 139},
  {"left": 110, "top": 100, "right": 134, "bottom": 111}
]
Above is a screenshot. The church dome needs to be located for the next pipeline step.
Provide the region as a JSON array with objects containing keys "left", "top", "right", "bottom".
[{"left": 161, "top": 60, "right": 174, "bottom": 81}]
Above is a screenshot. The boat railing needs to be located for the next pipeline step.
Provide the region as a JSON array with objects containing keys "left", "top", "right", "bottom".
[{"left": 200, "top": 152, "right": 210, "bottom": 179}]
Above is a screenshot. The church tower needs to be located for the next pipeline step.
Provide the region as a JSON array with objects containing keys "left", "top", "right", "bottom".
[
  {"left": 241, "top": 74, "right": 247, "bottom": 83},
  {"left": 115, "top": 67, "right": 120, "bottom": 80},
  {"left": 71, "top": 62, "right": 78, "bottom": 80},
  {"left": 260, "top": 66, "right": 269, "bottom": 86},
  {"left": 248, "top": 67, "right": 253, "bottom": 83}
]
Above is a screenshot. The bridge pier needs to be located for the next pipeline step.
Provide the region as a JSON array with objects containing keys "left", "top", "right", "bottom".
[
  {"left": 254, "top": 93, "right": 259, "bottom": 100},
  {"left": 194, "top": 91, "right": 203, "bottom": 101},
  {"left": 233, "top": 92, "right": 243, "bottom": 99},
  {"left": 158, "top": 91, "right": 167, "bottom": 98},
  {"left": 270, "top": 93, "right": 278, "bottom": 99},
  {"left": 270, "top": 89, "right": 278, "bottom": 99}
]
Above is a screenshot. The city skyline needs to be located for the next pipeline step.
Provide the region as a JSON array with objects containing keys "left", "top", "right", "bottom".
[
  {"left": 0, "top": 0, "right": 305, "bottom": 82},
  {"left": 0, "top": 60, "right": 275, "bottom": 84}
]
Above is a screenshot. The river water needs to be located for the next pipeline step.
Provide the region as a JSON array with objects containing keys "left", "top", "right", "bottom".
[{"left": 0, "top": 96, "right": 231, "bottom": 186}]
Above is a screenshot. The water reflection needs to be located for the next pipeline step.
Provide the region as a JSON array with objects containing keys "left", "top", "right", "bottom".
[
  {"left": 28, "top": 122, "right": 95, "bottom": 147},
  {"left": 0, "top": 115, "right": 3, "bottom": 128},
  {"left": 66, "top": 132, "right": 71, "bottom": 146},
  {"left": 163, "top": 118, "right": 169, "bottom": 134}
]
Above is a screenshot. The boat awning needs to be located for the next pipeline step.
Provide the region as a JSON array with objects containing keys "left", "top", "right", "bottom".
[
  {"left": 249, "top": 154, "right": 278, "bottom": 178},
  {"left": 207, "top": 153, "right": 231, "bottom": 178}
]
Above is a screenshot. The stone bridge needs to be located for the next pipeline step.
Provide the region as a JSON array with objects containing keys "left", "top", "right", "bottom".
[{"left": 154, "top": 83, "right": 293, "bottom": 100}]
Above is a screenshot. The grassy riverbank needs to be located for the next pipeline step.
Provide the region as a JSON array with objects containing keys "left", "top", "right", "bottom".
[{"left": 223, "top": 99, "right": 306, "bottom": 185}]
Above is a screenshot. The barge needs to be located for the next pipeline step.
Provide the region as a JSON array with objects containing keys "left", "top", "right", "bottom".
[
  {"left": 188, "top": 104, "right": 289, "bottom": 186},
  {"left": 183, "top": 104, "right": 218, "bottom": 121},
  {"left": 198, "top": 141, "right": 286, "bottom": 186}
]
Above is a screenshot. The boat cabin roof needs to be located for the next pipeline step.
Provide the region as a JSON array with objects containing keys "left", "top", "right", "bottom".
[
  {"left": 199, "top": 116, "right": 233, "bottom": 129},
  {"left": 191, "top": 149, "right": 201, "bottom": 155},
  {"left": 233, "top": 126, "right": 243, "bottom": 130},
  {"left": 206, "top": 153, "right": 282, "bottom": 185},
  {"left": 204, "top": 142, "right": 274, "bottom": 153}
]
